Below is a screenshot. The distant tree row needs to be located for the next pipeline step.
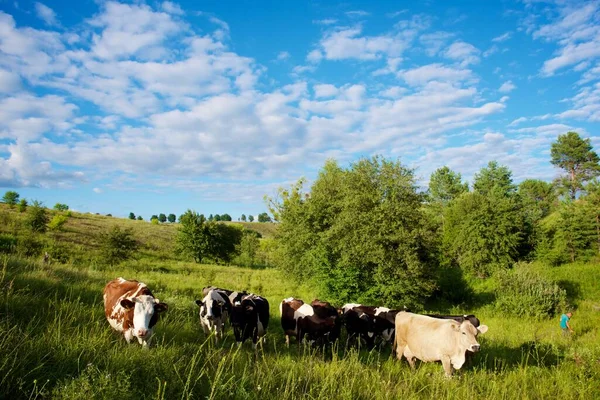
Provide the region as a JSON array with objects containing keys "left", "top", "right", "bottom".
[
  {"left": 239, "top": 213, "right": 272, "bottom": 222},
  {"left": 269, "top": 131, "right": 600, "bottom": 308}
]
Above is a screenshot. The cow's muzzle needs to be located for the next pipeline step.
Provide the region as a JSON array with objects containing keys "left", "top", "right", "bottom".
[
  {"left": 469, "top": 344, "right": 481, "bottom": 352},
  {"left": 136, "top": 329, "right": 149, "bottom": 338}
]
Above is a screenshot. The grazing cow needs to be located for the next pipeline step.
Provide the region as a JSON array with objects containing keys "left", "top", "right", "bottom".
[
  {"left": 195, "top": 288, "right": 232, "bottom": 340},
  {"left": 103, "top": 278, "right": 168, "bottom": 348},
  {"left": 310, "top": 299, "right": 342, "bottom": 343},
  {"left": 426, "top": 314, "right": 481, "bottom": 328},
  {"left": 342, "top": 304, "right": 400, "bottom": 348},
  {"left": 280, "top": 297, "right": 305, "bottom": 346},
  {"left": 393, "top": 312, "right": 488, "bottom": 377},
  {"left": 230, "top": 294, "right": 270, "bottom": 348}
]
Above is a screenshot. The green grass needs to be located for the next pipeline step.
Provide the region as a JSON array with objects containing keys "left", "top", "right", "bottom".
[{"left": 1, "top": 205, "right": 600, "bottom": 399}]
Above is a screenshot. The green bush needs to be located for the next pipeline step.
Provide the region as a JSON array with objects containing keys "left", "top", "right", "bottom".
[
  {"left": 26, "top": 201, "right": 49, "bottom": 233},
  {"left": 17, "top": 199, "right": 28, "bottom": 213},
  {"left": 16, "top": 233, "right": 45, "bottom": 258},
  {"left": 99, "top": 226, "right": 138, "bottom": 265},
  {"left": 0, "top": 233, "right": 17, "bottom": 254},
  {"left": 495, "top": 264, "right": 567, "bottom": 318},
  {"left": 48, "top": 214, "right": 68, "bottom": 231},
  {"left": 45, "top": 241, "right": 72, "bottom": 264},
  {"left": 233, "top": 230, "right": 261, "bottom": 267}
]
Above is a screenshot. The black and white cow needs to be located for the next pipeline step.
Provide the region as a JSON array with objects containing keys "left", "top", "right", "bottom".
[
  {"left": 342, "top": 304, "right": 401, "bottom": 348},
  {"left": 425, "top": 314, "right": 481, "bottom": 328},
  {"left": 195, "top": 288, "right": 232, "bottom": 341},
  {"left": 230, "top": 294, "right": 270, "bottom": 348},
  {"left": 202, "top": 286, "right": 247, "bottom": 306},
  {"left": 280, "top": 297, "right": 340, "bottom": 347}
]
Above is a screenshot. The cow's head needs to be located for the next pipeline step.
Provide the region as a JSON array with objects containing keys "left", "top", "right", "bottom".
[
  {"left": 230, "top": 300, "right": 255, "bottom": 341},
  {"left": 196, "top": 291, "right": 226, "bottom": 321},
  {"left": 454, "top": 320, "right": 488, "bottom": 352},
  {"left": 120, "top": 295, "right": 168, "bottom": 339}
]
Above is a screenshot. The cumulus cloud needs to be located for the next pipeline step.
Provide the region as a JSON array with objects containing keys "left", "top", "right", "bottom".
[
  {"left": 498, "top": 80, "right": 516, "bottom": 93},
  {"left": 444, "top": 40, "right": 480, "bottom": 66},
  {"left": 492, "top": 32, "right": 511, "bottom": 42},
  {"left": 34, "top": 2, "right": 58, "bottom": 26},
  {"left": 277, "top": 51, "right": 291, "bottom": 61}
]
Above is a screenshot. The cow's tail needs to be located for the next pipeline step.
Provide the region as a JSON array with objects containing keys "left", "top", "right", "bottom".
[{"left": 391, "top": 329, "right": 397, "bottom": 359}]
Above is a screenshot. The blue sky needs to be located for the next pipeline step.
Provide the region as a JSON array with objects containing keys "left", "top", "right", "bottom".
[{"left": 0, "top": 0, "right": 599, "bottom": 220}]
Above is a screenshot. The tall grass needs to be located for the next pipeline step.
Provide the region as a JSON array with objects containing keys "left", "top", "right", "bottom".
[{"left": 1, "top": 253, "right": 600, "bottom": 399}]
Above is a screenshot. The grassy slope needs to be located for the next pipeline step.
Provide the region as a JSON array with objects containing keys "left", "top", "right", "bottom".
[{"left": 1, "top": 204, "right": 600, "bottom": 399}]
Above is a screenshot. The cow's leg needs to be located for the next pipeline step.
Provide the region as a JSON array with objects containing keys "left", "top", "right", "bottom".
[
  {"left": 285, "top": 334, "right": 290, "bottom": 347},
  {"left": 201, "top": 321, "right": 210, "bottom": 335},
  {"left": 403, "top": 347, "right": 416, "bottom": 369},
  {"left": 124, "top": 329, "right": 134, "bottom": 343},
  {"left": 441, "top": 355, "right": 454, "bottom": 378}
]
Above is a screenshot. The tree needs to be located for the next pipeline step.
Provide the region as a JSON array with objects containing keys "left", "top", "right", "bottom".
[
  {"left": 137, "top": 215, "right": 143, "bottom": 221},
  {"left": 270, "top": 157, "right": 437, "bottom": 307},
  {"left": 584, "top": 180, "right": 600, "bottom": 255},
  {"left": 128, "top": 212, "right": 136, "bottom": 220},
  {"left": 151, "top": 214, "right": 158, "bottom": 221},
  {"left": 168, "top": 213, "right": 176, "bottom": 223},
  {"left": 2, "top": 191, "right": 19, "bottom": 207},
  {"left": 53, "top": 203, "right": 69, "bottom": 212},
  {"left": 158, "top": 213, "right": 167, "bottom": 223},
  {"left": 221, "top": 213, "right": 232, "bottom": 221},
  {"left": 551, "top": 131, "right": 600, "bottom": 199},
  {"left": 429, "top": 166, "right": 469, "bottom": 205},
  {"left": 241, "top": 214, "right": 247, "bottom": 222},
  {"left": 248, "top": 215, "right": 254, "bottom": 222},
  {"left": 518, "top": 179, "right": 557, "bottom": 222},
  {"left": 258, "top": 212, "right": 272, "bottom": 223},
  {"left": 26, "top": 200, "right": 49, "bottom": 233},
  {"left": 214, "top": 214, "right": 221, "bottom": 221},
  {"left": 208, "top": 214, "right": 214, "bottom": 221},
  {"left": 18, "top": 199, "right": 28, "bottom": 213},
  {"left": 473, "top": 161, "right": 516, "bottom": 197},
  {"left": 100, "top": 226, "right": 138, "bottom": 265}
]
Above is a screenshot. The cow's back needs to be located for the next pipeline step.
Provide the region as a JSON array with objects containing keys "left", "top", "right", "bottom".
[
  {"left": 395, "top": 312, "right": 457, "bottom": 361},
  {"left": 103, "top": 278, "right": 148, "bottom": 315},
  {"left": 280, "top": 298, "right": 304, "bottom": 335}
]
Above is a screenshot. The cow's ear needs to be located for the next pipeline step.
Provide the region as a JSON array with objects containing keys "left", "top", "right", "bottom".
[
  {"left": 245, "top": 305, "right": 254, "bottom": 312},
  {"left": 155, "top": 302, "right": 168, "bottom": 313},
  {"left": 451, "top": 322, "right": 460, "bottom": 332},
  {"left": 195, "top": 300, "right": 203, "bottom": 307},
  {"left": 120, "top": 299, "right": 135, "bottom": 309},
  {"left": 477, "top": 325, "right": 488, "bottom": 334}
]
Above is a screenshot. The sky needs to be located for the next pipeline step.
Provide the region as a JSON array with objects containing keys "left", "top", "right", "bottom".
[{"left": 0, "top": 0, "right": 599, "bottom": 220}]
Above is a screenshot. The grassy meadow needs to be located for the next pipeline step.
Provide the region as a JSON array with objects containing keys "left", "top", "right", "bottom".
[{"left": 1, "top": 204, "right": 600, "bottom": 399}]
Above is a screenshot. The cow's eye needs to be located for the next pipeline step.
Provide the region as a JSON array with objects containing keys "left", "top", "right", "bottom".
[{"left": 462, "top": 332, "right": 466, "bottom": 335}]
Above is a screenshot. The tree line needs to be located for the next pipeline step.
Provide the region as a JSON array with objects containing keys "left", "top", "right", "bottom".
[{"left": 267, "top": 131, "right": 600, "bottom": 309}]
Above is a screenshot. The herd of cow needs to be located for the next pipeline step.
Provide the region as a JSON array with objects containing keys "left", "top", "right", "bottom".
[{"left": 103, "top": 278, "right": 488, "bottom": 376}]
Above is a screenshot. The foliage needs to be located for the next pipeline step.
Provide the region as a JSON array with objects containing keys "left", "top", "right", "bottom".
[
  {"left": 234, "top": 230, "right": 261, "bottom": 267},
  {"left": 428, "top": 166, "right": 469, "bottom": 205},
  {"left": 2, "top": 190, "right": 19, "bottom": 207},
  {"left": 26, "top": 200, "right": 49, "bottom": 233},
  {"left": 550, "top": 131, "right": 600, "bottom": 199},
  {"left": 151, "top": 217, "right": 159, "bottom": 225},
  {"left": 16, "top": 233, "right": 45, "bottom": 257},
  {"left": 44, "top": 241, "right": 72, "bottom": 264},
  {"left": 53, "top": 203, "right": 69, "bottom": 212},
  {"left": 128, "top": 212, "right": 136, "bottom": 220},
  {"left": 495, "top": 265, "right": 568, "bottom": 318},
  {"left": 48, "top": 214, "right": 69, "bottom": 231},
  {"left": 443, "top": 191, "right": 524, "bottom": 278},
  {"left": 248, "top": 214, "right": 254, "bottom": 222},
  {"left": 159, "top": 213, "right": 167, "bottom": 223},
  {"left": 0, "top": 233, "right": 17, "bottom": 254},
  {"left": 168, "top": 213, "right": 176, "bottom": 223},
  {"left": 136, "top": 215, "right": 143, "bottom": 221},
  {"left": 221, "top": 213, "right": 232, "bottom": 221},
  {"left": 271, "top": 157, "right": 437, "bottom": 307},
  {"left": 151, "top": 214, "right": 158, "bottom": 221},
  {"left": 241, "top": 214, "right": 247, "bottom": 222},
  {"left": 473, "top": 161, "right": 517, "bottom": 197},
  {"left": 99, "top": 226, "right": 138, "bottom": 265},
  {"left": 258, "top": 212, "right": 272, "bottom": 222},
  {"left": 176, "top": 210, "right": 243, "bottom": 264},
  {"left": 536, "top": 200, "right": 596, "bottom": 265},
  {"left": 17, "top": 199, "right": 28, "bottom": 213}
]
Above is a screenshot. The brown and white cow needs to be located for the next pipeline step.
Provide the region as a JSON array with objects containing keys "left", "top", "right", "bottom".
[
  {"left": 103, "top": 278, "right": 168, "bottom": 348},
  {"left": 280, "top": 297, "right": 340, "bottom": 346},
  {"left": 393, "top": 312, "right": 488, "bottom": 377}
]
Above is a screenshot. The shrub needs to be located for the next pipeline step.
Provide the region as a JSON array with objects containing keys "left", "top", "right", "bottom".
[
  {"left": 151, "top": 217, "right": 159, "bottom": 225},
  {"left": 48, "top": 214, "right": 68, "bottom": 231},
  {"left": 234, "top": 230, "right": 261, "bottom": 267},
  {"left": 45, "top": 241, "right": 72, "bottom": 264},
  {"left": 53, "top": 203, "right": 69, "bottom": 212},
  {"left": 2, "top": 190, "right": 19, "bottom": 207},
  {"left": 99, "top": 226, "right": 138, "bottom": 265},
  {"left": 0, "top": 233, "right": 17, "bottom": 254},
  {"left": 16, "top": 233, "right": 45, "bottom": 257},
  {"left": 26, "top": 201, "right": 49, "bottom": 233},
  {"left": 495, "top": 264, "right": 567, "bottom": 318},
  {"left": 17, "top": 199, "right": 28, "bottom": 213}
]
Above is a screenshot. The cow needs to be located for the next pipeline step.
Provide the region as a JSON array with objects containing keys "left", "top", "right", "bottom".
[
  {"left": 310, "top": 299, "right": 342, "bottom": 344},
  {"left": 426, "top": 314, "right": 480, "bottom": 328},
  {"left": 280, "top": 297, "right": 304, "bottom": 346},
  {"left": 202, "top": 286, "right": 247, "bottom": 305},
  {"left": 103, "top": 278, "right": 168, "bottom": 348},
  {"left": 195, "top": 288, "right": 232, "bottom": 341},
  {"left": 393, "top": 312, "right": 488, "bottom": 377},
  {"left": 230, "top": 294, "right": 270, "bottom": 348},
  {"left": 342, "top": 304, "right": 400, "bottom": 348}
]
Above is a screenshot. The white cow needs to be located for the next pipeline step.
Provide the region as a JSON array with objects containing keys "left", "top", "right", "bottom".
[{"left": 393, "top": 312, "right": 488, "bottom": 377}]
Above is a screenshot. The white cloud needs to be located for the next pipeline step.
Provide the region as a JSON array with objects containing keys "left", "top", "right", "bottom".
[
  {"left": 0, "top": 68, "right": 21, "bottom": 92},
  {"left": 346, "top": 11, "right": 370, "bottom": 18},
  {"left": 398, "top": 63, "right": 473, "bottom": 86},
  {"left": 419, "top": 31, "right": 454, "bottom": 56},
  {"left": 161, "top": 1, "right": 184, "bottom": 15},
  {"left": 313, "top": 84, "right": 338, "bottom": 98},
  {"left": 492, "top": 32, "right": 512, "bottom": 42},
  {"left": 444, "top": 40, "right": 480, "bottom": 66},
  {"left": 93, "top": 187, "right": 103, "bottom": 193},
  {"left": 498, "top": 80, "right": 516, "bottom": 93},
  {"left": 34, "top": 2, "right": 58, "bottom": 26},
  {"left": 277, "top": 51, "right": 291, "bottom": 61},
  {"left": 313, "top": 19, "right": 337, "bottom": 25}
]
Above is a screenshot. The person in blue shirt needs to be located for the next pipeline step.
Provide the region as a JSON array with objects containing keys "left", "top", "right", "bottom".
[{"left": 560, "top": 312, "right": 574, "bottom": 336}]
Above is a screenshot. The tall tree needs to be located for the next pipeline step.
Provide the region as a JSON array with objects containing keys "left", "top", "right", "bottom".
[
  {"left": 221, "top": 213, "right": 232, "bottom": 221},
  {"left": 241, "top": 214, "right": 247, "bottom": 222},
  {"left": 473, "top": 161, "right": 516, "bottom": 197},
  {"left": 429, "top": 166, "right": 469, "bottom": 205},
  {"left": 158, "top": 213, "right": 167, "bottom": 223},
  {"left": 550, "top": 131, "right": 600, "bottom": 199},
  {"left": 167, "top": 213, "right": 176, "bottom": 223},
  {"left": 248, "top": 215, "right": 254, "bottom": 222},
  {"left": 2, "top": 191, "right": 19, "bottom": 207},
  {"left": 53, "top": 203, "right": 69, "bottom": 212},
  {"left": 258, "top": 212, "right": 272, "bottom": 222},
  {"left": 128, "top": 212, "right": 136, "bottom": 220}
]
